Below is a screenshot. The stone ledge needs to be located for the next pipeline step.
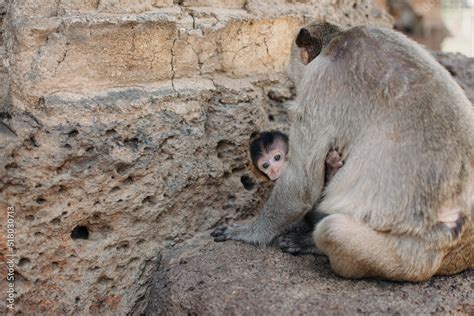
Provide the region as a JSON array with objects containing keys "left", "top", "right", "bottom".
[
  {"left": 7, "top": 12, "right": 301, "bottom": 103},
  {"left": 146, "top": 232, "right": 474, "bottom": 315},
  {"left": 9, "top": 74, "right": 284, "bottom": 117},
  {"left": 9, "top": 0, "right": 392, "bottom": 22},
  {"left": 6, "top": 1, "right": 392, "bottom": 108}
]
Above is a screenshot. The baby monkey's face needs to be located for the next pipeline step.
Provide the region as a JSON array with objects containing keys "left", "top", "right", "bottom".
[
  {"left": 249, "top": 131, "right": 289, "bottom": 182},
  {"left": 257, "top": 146, "right": 287, "bottom": 181}
]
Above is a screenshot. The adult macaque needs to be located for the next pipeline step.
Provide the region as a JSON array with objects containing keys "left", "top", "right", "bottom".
[
  {"left": 249, "top": 131, "right": 343, "bottom": 182},
  {"left": 212, "top": 21, "right": 474, "bottom": 281}
]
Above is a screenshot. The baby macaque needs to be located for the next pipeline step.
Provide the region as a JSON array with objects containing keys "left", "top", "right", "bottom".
[
  {"left": 249, "top": 131, "right": 289, "bottom": 181},
  {"left": 249, "top": 131, "right": 343, "bottom": 182}
]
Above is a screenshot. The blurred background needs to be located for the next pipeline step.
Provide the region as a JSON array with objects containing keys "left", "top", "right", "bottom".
[{"left": 375, "top": 0, "right": 473, "bottom": 56}]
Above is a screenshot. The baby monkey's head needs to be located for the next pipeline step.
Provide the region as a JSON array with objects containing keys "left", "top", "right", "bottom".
[{"left": 249, "top": 131, "right": 289, "bottom": 181}]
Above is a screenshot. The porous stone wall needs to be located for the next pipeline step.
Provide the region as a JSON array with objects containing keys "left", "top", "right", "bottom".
[{"left": 0, "top": 1, "right": 391, "bottom": 314}]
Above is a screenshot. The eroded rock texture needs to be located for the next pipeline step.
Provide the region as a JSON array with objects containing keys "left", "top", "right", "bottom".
[
  {"left": 0, "top": 1, "right": 392, "bottom": 314},
  {"left": 433, "top": 52, "right": 474, "bottom": 104},
  {"left": 147, "top": 233, "right": 474, "bottom": 315}
]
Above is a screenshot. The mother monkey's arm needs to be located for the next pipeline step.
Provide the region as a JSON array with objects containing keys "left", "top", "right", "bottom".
[{"left": 211, "top": 124, "right": 331, "bottom": 246}]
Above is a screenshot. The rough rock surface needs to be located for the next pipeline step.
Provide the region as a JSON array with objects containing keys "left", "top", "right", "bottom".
[
  {"left": 1, "top": 0, "right": 472, "bottom": 314},
  {"left": 433, "top": 52, "right": 474, "bottom": 104},
  {"left": 146, "top": 233, "right": 474, "bottom": 315},
  {"left": 0, "top": 1, "right": 392, "bottom": 314}
]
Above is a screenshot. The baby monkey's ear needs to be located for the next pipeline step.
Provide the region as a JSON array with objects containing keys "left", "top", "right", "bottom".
[{"left": 295, "top": 28, "right": 322, "bottom": 65}]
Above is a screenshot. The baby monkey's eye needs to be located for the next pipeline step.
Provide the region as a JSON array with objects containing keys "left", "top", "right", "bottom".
[
  {"left": 262, "top": 162, "right": 270, "bottom": 169},
  {"left": 274, "top": 154, "right": 281, "bottom": 161}
]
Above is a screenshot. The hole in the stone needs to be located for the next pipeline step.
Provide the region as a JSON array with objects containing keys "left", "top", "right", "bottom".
[
  {"left": 353, "top": 3, "right": 357, "bottom": 8},
  {"left": 70, "top": 226, "right": 89, "bottom": 240},
  {"left": 268, "top": 114, "right": 274, "bottom": 121},
  {"left": 216, "top": 140, "right": 233, "bottom": 159},
  {"left": 142, "top": 196, "right": 156, "bottom": 205},
  {"left": 64, "top": 143, "right": 72, "bottom": 149},
  {"left": 68, "top": 129, "right": 79, "bottom": 138},
  {"left": 0, "top": 112, "right": 12, "bottom": 119},
  {"left": 98, "top": 275, "right": 113, "bottom": 284},
  {"left": 116, "top": 242, "right": 129, "bottom": 251},
  {"left": 124, "top": 137, "right": 140, "bottom": 149},
  {"left": 86, "top": 147, "right": 94, "bottom": 153},
  {"left": 109, "top": 186, "right": 121, "bottom": 193},
  {"left": 38, "top": 96, "right": 45, "bottom": 107},
  {"left": 25, "top": 215, "right": 35, "bottom": 221},
  {"left": 34, "top": 231, "right": 44, "bottom": 237},
  {"left": 50, "top": 217, "right": 61, "bottom": 225},
  {"left": 105, "top": 128, "right": 117, "bottom": 136},
  {"left": 5, "top": 163, "right": 17, "bottom": 169},
  {"left": 115, "top": 163, "right": 131, "bottom": 176},
  {"left": 18, "top": 258, "right": 31, "bottom": 267},
  {"left": 231, "top": 166, "right": 244, "bottom": 173},
  {"left": 29, "top": 135, "right": 39, "bottom": 147},
  {"left": 240, "top": 175, "right": 256, "bottom": 191},
  {"left": 36, "top": 197, "right": 47, "bottom": 204},
  {"left": 75, "top": 297, "right": 80, "bottom": 303},
  {"left": 123, "top": 176, "right": 134, "bottom": 185}
]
